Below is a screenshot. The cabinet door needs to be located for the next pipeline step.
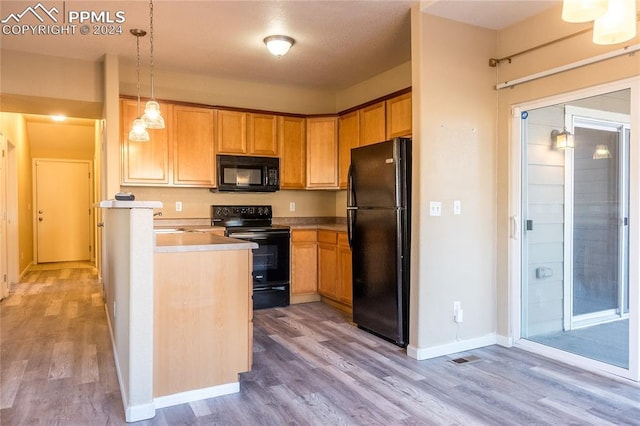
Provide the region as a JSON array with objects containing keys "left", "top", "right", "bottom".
[
  {"left": 317, "top": 230, "right": 338, "bottom": 299},
  {"left": 216, "top": 110, "right": 247, "bottom": 154},
  {"left": 278, "top": 116, "right": 306, "bottom": 189},
  {"left": 337, "top": 232, "right": 352, "bottom": 306},
  {"left": 173, "top": 106, "right": 216, "bottom": 186},
  {"left": 386, "top": 92, "right": 412, "bottom": 139},
  {"left": 306, "top": 117, "right": 338, "bottom": 189},
  {"left": 248, "top": 113, "right": 278, "bottom": 156},
  {"left": 359, "top": 101, "right": 386, "bottom": 146},
  {"left": 338, "top": 110, "right": 359, "bottom": 189},
  {"left": 121, "top": 99, "right": 171, "bottom": 185},
  {"left": 290, "top": 230, "right": 317, "bottom": 295}
]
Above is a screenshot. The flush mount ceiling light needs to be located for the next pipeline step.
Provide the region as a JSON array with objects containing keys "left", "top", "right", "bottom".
[
  {"left": 593, "top": 0, "right": 637, "bottom": 45},
  {"left": 264, "top": 35, "right": 295, "bottom": 57},
  {"left": 562, "top": 0, "right": 609, "bottom": 22},
  {"left": 551, "top": 128, "right": 575, "bottom": 150},
  {"left": 141, "top": 0, "right": 165, "bottom": 129},
  {"left": 129, "top": 28, "right": 150, "bottom": 142},
  {"left": 50, "top": 115, "right": 66, "bottom": 122}
]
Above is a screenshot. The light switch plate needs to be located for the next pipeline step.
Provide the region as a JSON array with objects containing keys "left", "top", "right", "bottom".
[
  {"left": 453, "top": 200, "right": 461, "bottom": 215},
  {"left": 429, "top": 201, "right": 442, "bottom": 217}
]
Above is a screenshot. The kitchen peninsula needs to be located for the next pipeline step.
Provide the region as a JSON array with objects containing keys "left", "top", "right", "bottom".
[{"left": 99, "top": 201, "right": 257, "bottom": 422}]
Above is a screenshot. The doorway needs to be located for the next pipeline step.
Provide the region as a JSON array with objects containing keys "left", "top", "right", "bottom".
[
  {"left": 513, "top": 83, "right": 639, "bottom": 380},
  {"left": 33, "top": 159, "right": 93, "bottom": 263}
]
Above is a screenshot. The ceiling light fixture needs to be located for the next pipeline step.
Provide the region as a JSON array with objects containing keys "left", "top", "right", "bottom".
[
  {"left": 50, "top": 115, "right": 66, "bottom": 122},
  {"left": 562, "top": 0, "right": 609, "bottom": 22},
  {"left": 264, "top": 35, "right": 295, "bottom": 57},
  {"left": 129, "top": 29, "right": 150, "bottom": 142},
  {"left": 141, "top": 0, "right": 165, "bottom": 129},
  {"left": 592, "top": 0, "right": 637, "bottom": 45},
  {"left": 551, "top": 128, "right": 575, "bottom": 150}
]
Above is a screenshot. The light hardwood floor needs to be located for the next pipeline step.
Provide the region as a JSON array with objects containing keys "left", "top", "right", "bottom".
[{"left": 1, "top": 265, "right": 639, "bottom": 425}]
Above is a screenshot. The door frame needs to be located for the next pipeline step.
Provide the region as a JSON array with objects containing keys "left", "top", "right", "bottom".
[
  {"left": 508, "top": 77, "right": 640, "bottom": 381},
  {"left": 32, "top": 158, "right": 94, "bottom": 264}
]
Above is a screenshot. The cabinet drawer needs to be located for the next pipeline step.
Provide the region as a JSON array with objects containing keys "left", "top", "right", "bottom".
[
  {"left": 292, "top": 229, "right": 317, "bottom": 242},
  {"left": 317, "top": 230, "right": 337, "bottom": 244},
  {"left": 337, "top": 232, "right": 349, "bottom": 247}
]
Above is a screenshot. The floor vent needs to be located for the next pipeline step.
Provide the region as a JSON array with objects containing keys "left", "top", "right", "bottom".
[{"left": 450, "top": 355, "right": 480, "bottom": 365}]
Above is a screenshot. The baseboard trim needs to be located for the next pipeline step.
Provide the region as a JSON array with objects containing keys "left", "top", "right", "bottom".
[
  {"left": 407, "top": 333, "right": 497, "bottom": 360},
  {"left": 496, "top": 334, "right": 513, "bottom": 347},
  {"left": 154, "top": 382, "right": 240, "bottom": 409}
]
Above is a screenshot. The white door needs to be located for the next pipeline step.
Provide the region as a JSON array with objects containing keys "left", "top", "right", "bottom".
[{"left": 34, "top": 160, "right": 92, "bottom": 263}]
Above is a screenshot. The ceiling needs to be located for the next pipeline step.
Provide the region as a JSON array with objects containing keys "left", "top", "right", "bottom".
[{"left": 1, "top": 0, "right": 563, "bottom": 94}]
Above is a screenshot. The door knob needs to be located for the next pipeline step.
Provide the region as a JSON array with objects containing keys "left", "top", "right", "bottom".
[
  {"left": 38, "top": 210, "right": 43, "bottom": 214},
  {"left": 38, "top": 217, "right": 43, "bottom": 222}
]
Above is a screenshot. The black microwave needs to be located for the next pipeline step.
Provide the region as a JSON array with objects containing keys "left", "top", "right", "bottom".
[{"left": 215, "top": 155, "right": 280, "bottom": 192}]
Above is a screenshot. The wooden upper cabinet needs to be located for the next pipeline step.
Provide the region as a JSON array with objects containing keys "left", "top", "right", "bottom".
[
  {"left": 216, "top": 110, "right": 247, "bottom": 154},
  {"left": 278, "top": 116, "right": 306, "bottom": 189},
  {"left": 386, "top": 92, "right": 412, "bottom": 139},
  {"left": 306, "top": 116, "right": 338, "bottom": 189},
  {"left": 338, "top": 110, "right": 359, "bottom": 189},
  {"left": 359, "top": 101, "right": 386, "bottom": 146},
  {"left": 248, "top": 113, "right": 278, "bottom": 156},
  {"left": 121, "top": 99, "right": 171, "bottom": 185},
  {"left": 172, "top": 105, "right": 216, "bottom": 186}
]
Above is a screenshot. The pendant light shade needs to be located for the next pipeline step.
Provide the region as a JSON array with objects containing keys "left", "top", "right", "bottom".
[
  {"left": 129, "top": 29, "right": 150, "bottom": 142},
  {"left": 129, "top": 118, "right": 150, "bottom": 142},
  {"left": 264, "top": 35, "right": 295, "bottom": 56},
  {"left": 562, "top": 0, "right": 609, "bottom": 22},
  {"left": 593, "top": 144, "right": 612, "bottom": 159},
  {"left": 142, "top": 0, "right": 165, "bottom": 129},
  {"left": 593, "top": 0, "right": 637, "bottom": 45}
]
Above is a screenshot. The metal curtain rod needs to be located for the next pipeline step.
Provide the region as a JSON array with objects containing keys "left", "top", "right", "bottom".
[
  {"left": 495, "top": 43, "right": 640, "bottom": 90},
  {"left": 489, "top": 28, "right": 591, "bottom": 67},
  {"left": 489, "top": 13, "right": 640, "bottom": 67}
]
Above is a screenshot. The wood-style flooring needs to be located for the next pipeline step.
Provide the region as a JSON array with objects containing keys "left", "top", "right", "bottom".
[{"left": 1, "top": 264, "right": 639, "bottom": 425}]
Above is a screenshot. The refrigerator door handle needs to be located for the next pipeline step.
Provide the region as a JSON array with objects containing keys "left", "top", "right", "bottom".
[{"left": 347, "top": 164, "right": 355, "bottom": 249}]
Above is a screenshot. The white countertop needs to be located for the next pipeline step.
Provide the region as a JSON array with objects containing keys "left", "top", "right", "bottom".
[{"left": 154, "top": 232, "right": 258, "bottom": 253}]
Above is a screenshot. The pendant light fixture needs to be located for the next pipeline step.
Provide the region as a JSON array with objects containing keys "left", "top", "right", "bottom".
[
  {"left": 593, "top": 144, "right": 612, "bottom": 159},
  {"left": 129, "top": 29, "right": 150, "bottom": 142},
  {"left": 562, "top": 0, "right": 609, "bottom": 22},
  {"left": 593, "top": 0, "right": 637, "bottom": 45},
  {"left": 141, "top": 0, "right": 165, "bottom": 129}
]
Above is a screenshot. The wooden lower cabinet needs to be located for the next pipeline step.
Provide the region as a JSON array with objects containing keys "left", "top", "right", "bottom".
[
  {"left": 153, "top": 249, "right": 252, "bottom": 398},
  {"left": 290, "top": 229, "right": 319, "bottom": 303},
  {"left": 317, "top": 230, "right": 352, "bottom": 312}
]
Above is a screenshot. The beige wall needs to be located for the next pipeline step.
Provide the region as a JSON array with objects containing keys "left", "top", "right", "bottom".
[
  {"left": 409, "top": 9, "right": 497, "bottom": 357},
  {"left": 495, "top": 4, "right": 640, "bottom": 339},
  {"left": 125, "top": 186, "right": 338, "bottom": 220},
  {"left": 0, "top": 113, "right": 33, "bottom": 274}
]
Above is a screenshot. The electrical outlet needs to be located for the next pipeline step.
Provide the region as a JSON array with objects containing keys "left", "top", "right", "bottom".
[
  {"left": 453, "top": 301, "right": 462, "bottom": 323},
  {"left": 175, "top": 201, "right": 182, "bottom": 212},
  {"left": 289, "top": 202, "right": 296, "bottom": 212},
  {"left": 429, "top": 201, "right": 442, "bottom": 216}
]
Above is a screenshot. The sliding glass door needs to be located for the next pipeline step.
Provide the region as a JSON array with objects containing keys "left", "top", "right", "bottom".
[{"left": 520, "top": 89, "right": 631, "bottom": 371}]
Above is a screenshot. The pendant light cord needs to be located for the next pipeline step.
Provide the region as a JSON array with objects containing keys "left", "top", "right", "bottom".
[
  {"left": 136, "top": 34, "right": 142, "bottom": 117},
  {"left": 149, "top": 0, "right": 155, "bottom": 101}
]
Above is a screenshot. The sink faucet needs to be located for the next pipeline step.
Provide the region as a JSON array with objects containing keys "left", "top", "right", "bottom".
[{"left": 154, "top": 212, "right": 162, "bottom": 217}]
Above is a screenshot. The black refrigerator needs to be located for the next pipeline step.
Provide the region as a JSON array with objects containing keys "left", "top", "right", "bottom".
[{"left": 347, "top": 137, "right": 411, "bottom": 347}]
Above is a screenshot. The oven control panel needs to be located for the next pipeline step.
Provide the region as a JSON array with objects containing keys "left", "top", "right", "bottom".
[{"left": 212, "top": 205, "right": 272, "bottom": 220}]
